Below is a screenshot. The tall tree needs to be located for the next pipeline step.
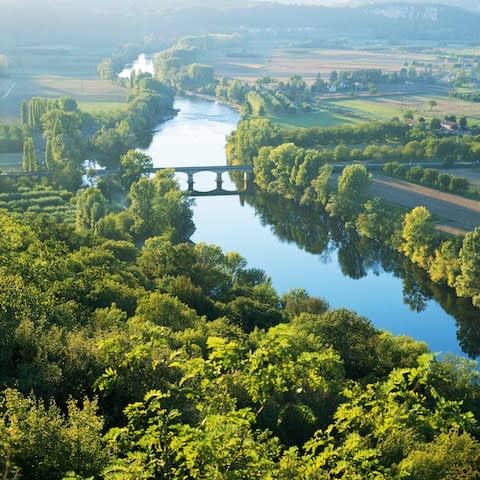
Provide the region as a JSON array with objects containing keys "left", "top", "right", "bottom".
[
  {"left": 22, "top": 137, "right": 38, "bottom": 172},
  {"left": 456, "top": 227, "right": 480, "bottom": 307}
]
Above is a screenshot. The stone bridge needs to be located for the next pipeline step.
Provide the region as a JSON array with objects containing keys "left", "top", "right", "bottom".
[{"left": 146, "top": 164, "right": 254, "bottom": 195}]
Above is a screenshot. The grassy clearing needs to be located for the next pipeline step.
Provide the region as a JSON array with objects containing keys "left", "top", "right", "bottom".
[
  {"left": 0, "top": 153, "right": 22, "bottom": 170},
  {"left": 270, "top": 109, "right": 360, "bottom": 129}
]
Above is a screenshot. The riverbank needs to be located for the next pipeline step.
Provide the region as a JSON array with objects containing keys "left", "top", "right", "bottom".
[{"left": 183, "top": 90, "right": 241, "bottom": 111}]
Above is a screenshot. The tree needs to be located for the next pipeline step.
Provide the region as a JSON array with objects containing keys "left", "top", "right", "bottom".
[
  {"left": 456, "top": 227, "right": 480, "bottom": 307},
  {"left": 429, "top": 240, "right": 461, "bottom": 287},
  {"left": 22, "top": 137, "right": 38, "bottom": 172},
  {"left": 403, "top": 140, "right": 424, "bottom": 161},
  {"left": 429, "top": 117, "right": 441, "bottom": 130},
  {"left": 327, "top": 164, "right": 371, "bottom": 221},
  {"left": 356, "top": 197, "right": 402, "bottom": 243},
  {"left": 311, "top": 163, "right": 333, "bottom": 207},
  {"left": 333, "top": 143, "right": 350, "bottom": 163},
  {"left": 401, "top": 206, "right": 436, "bottom": 268},
  {"left": 120, "top": 150, "right": 153, "bottom": 189},
  {"left": 128, "top": 171, "right": 194, "bottom": 242},
  {"left": 338, "top": 164, "right": 371, "bottom": 202},
  {"left": 96, "top": 58, "right": 115, "bottom": 80},
  {"left": 75, "top": 188, "right": 108, "bottom": 232},
  {"left": 427, "top": 99, "right": 437, "bottom": 111}
]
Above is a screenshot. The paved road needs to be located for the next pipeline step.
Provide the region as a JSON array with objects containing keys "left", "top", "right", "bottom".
[{"left": 371, "top": 174, "right": 480, "bottom": 233}]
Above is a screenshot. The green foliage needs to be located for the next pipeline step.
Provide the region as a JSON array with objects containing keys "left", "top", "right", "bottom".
[
  {"left": 356, "top": 197, "right": 402, "bottom": 243},
  {"left": 456, "top": 227, "right": 480, "bottom": 307},
  {"left": 0, "top": 389, "right": 108, "bottom": 480},
  {"left": 119, "top": 150, "right": 153, "bottom": 189},
  {"left": 22, "top": 137, "right": 38, "bottom": 172},
  {"left": 327, "top": 164, "right": 371, "bottom": 221},
  {"left": 226, "top": 117, "right": 280, "bottom": 165},
  {"left": 128, "top": 170, "right": 194, "bottom": 243},
  {"left": 401, "top": 206, "right": 436, "bottom": 268},
  {"left": 76, "top": 188, "right": 109, "bottom": 232},
  {"left": 399, "top": 428, "right": 480, "bottom": 479}
]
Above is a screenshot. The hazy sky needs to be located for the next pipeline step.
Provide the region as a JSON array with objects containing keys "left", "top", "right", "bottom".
[{"left": 255, "top": 0, "right": 479, "bottom": 10}]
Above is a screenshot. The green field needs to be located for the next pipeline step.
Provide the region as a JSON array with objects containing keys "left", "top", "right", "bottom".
[
  {"left": 270, "top": 109, "right": 360, "bottom": 129},
  {"left": 0, "top": 153, "right": 21, "bottom": 170},
  {"left": 326, "top": 94, "right": 480, "bottom": 125}
]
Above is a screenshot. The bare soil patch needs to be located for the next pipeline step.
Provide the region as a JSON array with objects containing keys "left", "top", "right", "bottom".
[{"left": 371, "top": 174, "right": 480, "bottom": 233}]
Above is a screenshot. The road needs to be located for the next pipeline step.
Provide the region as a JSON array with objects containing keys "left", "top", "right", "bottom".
[{"left": 0, "top": 81, "right": 17, "bottom": 100}]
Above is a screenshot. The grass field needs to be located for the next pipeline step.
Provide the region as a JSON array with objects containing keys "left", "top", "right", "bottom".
[
  {"left": 328, "top": 94, "right": 480, "bottom": 125},
  {"left": 0, "top": 153, "right": 22, "bottom": 170},
  {"left": 270, "top": 109, "right": 360, "bottom": 129}
]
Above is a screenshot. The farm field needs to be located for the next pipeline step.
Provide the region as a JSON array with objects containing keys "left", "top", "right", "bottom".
[
  {"left": 0, "top": 47, "right": 128, "bottom": 124},
  {"left": 206, "top": 45, "right": 439, "bottom": 82},
  {"left": 370, "top": 173, "right": 480, "bottom": 234},
  {"left": 329, "top": 94, "right": 480, "bottom": 124}
]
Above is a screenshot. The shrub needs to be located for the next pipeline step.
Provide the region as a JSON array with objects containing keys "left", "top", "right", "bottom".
[{"left": 449, "top": 176, "right": 469, "bottom": 193}]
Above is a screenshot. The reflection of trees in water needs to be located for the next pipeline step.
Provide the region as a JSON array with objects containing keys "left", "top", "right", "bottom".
[{"left": 243, "top": 189, "right": 480, "bottom": 358}]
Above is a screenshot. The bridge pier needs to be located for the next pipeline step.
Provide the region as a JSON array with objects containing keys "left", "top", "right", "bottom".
[
  {"left": 243, "top": 171, "right": 251, "bottom": 188},
  {"left": 216, "top": 172, "right": 223, "bottom": 189},
  {"left": 187, "top": 172, "right": 194, "bottom": 191}
]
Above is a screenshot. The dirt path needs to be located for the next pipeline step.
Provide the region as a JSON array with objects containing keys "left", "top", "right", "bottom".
[{"left": 371, "top": 174, "right": 480, "bottom": 233}]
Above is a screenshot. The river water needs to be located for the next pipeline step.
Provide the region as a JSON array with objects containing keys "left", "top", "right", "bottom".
[{"left": 140, "top": 95, "right": 480, "bottom": 358}]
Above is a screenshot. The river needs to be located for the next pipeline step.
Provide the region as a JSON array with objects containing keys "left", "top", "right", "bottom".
[{"left": 140, "top": 95, "right": 480, "bottom": 359}]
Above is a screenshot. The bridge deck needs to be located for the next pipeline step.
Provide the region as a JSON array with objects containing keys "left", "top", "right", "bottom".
[{"left": 147, "top": 165, "right": 253, "bottom": 174}]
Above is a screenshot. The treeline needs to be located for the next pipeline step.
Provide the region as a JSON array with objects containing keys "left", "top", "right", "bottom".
[
  {"left": 227, "top": 118, "right": 480, "bottom": 308},
  {"left": 0, "top": 125, "right": 23, "bottom": 153},
  {"left": 20, "top": 97, "right": 73, "bottom": 130},
  {"left": 449, "top": 90, "right": 480, "bottom": 103},
  {"left": 154, "top": 34, "right": 240, "bottom": 93},
  {"left": 383, "top": 162, "right": 470, "bottom": 193},
  {"left": 228, "top": 116, "right": 480, "bottom": 167},
  {"left": 1, "top": 171, "right": 480, "bottom": 478},
  {"left": 88, "top": 75, "right": 175, "bottom": 168},
  {"left": 14, "top": 76, "right": 174, "bottom": 188},
  {"left": 329, "top": 65, "right": 433, "bottom": 88}
]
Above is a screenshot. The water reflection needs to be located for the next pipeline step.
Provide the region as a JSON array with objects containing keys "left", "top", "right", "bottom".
[{"left": 244, "top": 189, "right": 480, "bottom": 358}]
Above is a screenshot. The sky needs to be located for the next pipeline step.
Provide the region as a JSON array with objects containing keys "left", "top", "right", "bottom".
[{"left": 254, "top": 0, "right": 479, "bottom": 10}]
